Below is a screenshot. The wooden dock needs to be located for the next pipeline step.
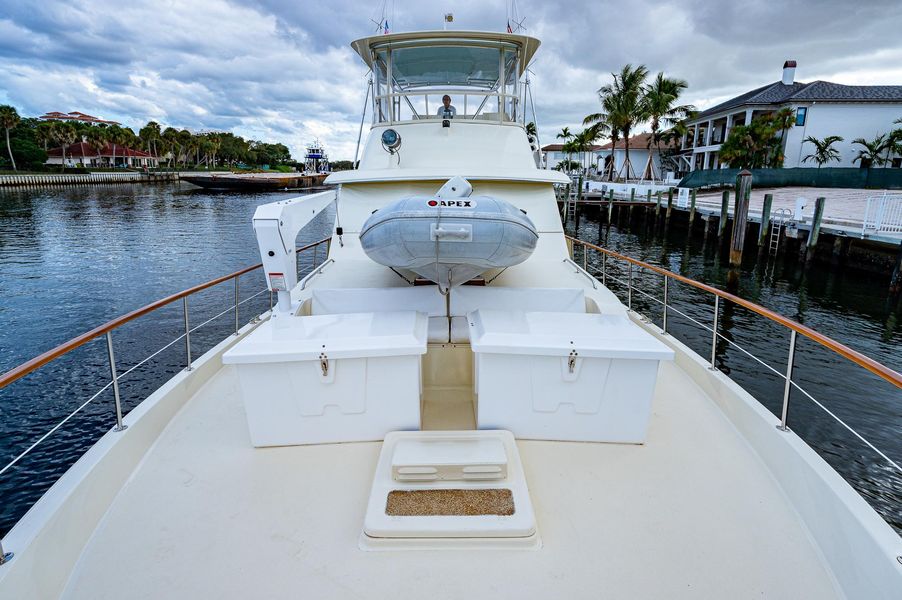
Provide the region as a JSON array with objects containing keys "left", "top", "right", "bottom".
[
  {"left": 562, "top": 188, "right": 902, "bottom": 278},
  {"left": 561, "top": 187, "right": 902, "bottom": 246}
]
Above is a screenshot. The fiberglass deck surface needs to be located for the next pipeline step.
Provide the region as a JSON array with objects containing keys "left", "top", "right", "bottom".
[{"left": 61, "top": 361, "right": 840, "bottom": 600}]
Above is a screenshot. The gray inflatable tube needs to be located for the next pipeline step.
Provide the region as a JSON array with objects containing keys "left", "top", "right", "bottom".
[{"left": 360, "top": 194, "right": 538, "bottom": 287}]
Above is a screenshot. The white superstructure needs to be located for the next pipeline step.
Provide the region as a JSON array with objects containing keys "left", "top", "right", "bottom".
[{"left": 1, "top": 29, "right": 900, "bottom": 600}]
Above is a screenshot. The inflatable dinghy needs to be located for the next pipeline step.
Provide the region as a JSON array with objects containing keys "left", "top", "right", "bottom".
[{"left": 360, "top": 177, "right": 538, "bottom": 287}]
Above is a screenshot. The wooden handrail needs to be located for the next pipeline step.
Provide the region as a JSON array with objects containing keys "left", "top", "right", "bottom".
[
  {"left": 0, "top": 238, "right": 332, "bottom": 390},
  {"left": 567, "top": 235, "right": 902, "bottom": 390}
]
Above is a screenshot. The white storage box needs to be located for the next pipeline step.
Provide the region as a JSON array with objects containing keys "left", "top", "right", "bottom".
[
  {"left": 222, "top": 311, "right": 428, "bottom": 446},
  {"left": 468, "top": 310, "right": 674, "bottom": 443}
]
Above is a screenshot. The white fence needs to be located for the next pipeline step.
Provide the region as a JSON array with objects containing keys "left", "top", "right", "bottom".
[{"left": 861, "top": 193, "right": 902, "bottom": 237}]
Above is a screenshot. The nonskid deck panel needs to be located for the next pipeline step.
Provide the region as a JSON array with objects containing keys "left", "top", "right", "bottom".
[{"left": 60, "top": 361, "right": 839, "bottom": 599}]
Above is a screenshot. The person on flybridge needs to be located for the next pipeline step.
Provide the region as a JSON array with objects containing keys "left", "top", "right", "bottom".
[{"left": 436, "top": 95, "right": 457, "bottom": 118}]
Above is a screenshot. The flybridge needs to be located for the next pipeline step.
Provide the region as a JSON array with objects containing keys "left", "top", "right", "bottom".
[{"left": 350, "top": 30, "right": 541, "bottom": 126}]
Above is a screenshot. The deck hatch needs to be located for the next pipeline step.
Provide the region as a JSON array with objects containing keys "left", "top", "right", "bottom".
[
  {"left": 386, "top": 489, "right": 514, "bottom": 516},
  {"left": 362, "top": 430, "right": 537, "bottom": 544}
]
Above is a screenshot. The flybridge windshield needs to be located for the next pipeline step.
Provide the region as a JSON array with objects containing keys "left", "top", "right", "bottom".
[
  {"left": 391, "top": 46, "right": 500, "bottom": 89},
  {"left": 371, "top": 42, "right": 524, "bottom": 124}
]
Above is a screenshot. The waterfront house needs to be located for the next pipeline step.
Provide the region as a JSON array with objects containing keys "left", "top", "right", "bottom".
[
  {"left": 596, "top": 132, "right": 678, "bottom": 181},
  {"left": 683, "top": 61, "right": 902, "bottom": 170},
  {"left": 540, "top": 143, "right": 603, "bottom": 170},
  {"left": 45, "top": 142, "right": 159, "bottom": 168}
]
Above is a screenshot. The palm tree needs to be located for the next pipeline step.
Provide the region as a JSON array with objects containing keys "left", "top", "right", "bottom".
[
  {"left": 83, "top": 127, "right": 108, "bottom": 167},
  {"left": 640, "top": 73, "right": 695, "bottom": 179},
  {"left": 556, "top": 127, "right": 574, "bottom": 171},
  {"left": 0, "top": 105, "right": 21, "bottom": 171},
  {"left": 139, "top": 121, "right": 162, "bottom": 157},
  {"left": 571, "top": 128, "right": 598, "bottom": 174},
  {"left": 105, "top": 124, "right": 126, "bottom": 167},
  {"left": 50, "top": 122, "right": 78, "bottom": 170},
  {"left": 598, "top": 64, "right": 649, "bottom": 180},
  {"left": 851, "top": 135, "right": 888, "bottom": 169},
  {"left": 801, "top": 135, "right": 844, "bottom": 168},
  {"left": 34, "top": 121, "right": 54, "bottom": 152},
  {"left": 583, "top": 106, "right": 616, "bottom": 180},
  {"left": 208, "top": 133, "right": 222, "bottom": 168},
  {"left": 178, "top": 129, "right": 193, "bottom": 168},
  {"left": 881, "top": 120, "right": 902, "bottom": 167},
  {"left": 162, "top": 127, "right": 181, "bottom": 168}
]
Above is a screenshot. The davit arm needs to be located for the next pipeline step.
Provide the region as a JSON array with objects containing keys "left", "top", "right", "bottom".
[{"left": 253, "top": 189, "right": 337, "bottom": 314}]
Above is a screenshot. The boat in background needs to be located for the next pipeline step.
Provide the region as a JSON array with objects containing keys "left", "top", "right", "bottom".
[{"left": 304, "top": 139, "right": 330, "bottom": 173}]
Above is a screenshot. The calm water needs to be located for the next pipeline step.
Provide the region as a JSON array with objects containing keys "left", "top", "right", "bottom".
[{"left": 0, "top": 183, "right": 899, "bottom": 537}]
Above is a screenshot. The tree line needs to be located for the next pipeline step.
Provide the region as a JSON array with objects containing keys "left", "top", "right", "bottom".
[{"left": 0, "top": 105, "right": 293, "bottom": 171}]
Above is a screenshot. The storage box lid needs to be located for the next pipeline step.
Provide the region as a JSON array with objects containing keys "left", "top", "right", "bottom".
[
  {"left": 468, "top": 310, "right": 674, "bottom": 360},
  {"left": 222, "top": 311, "right": 428, "bottom": 364}
]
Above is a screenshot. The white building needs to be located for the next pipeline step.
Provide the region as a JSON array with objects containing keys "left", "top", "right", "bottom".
[
  {"left": 683, "top": 61, "right": 902, "bottom": 170},
  {"left": 596, "top": 133, "right": 677, "bottom": 181},
  {"left": 46, "top": 142, "right": 159, "bottom": 168},
  {"left": 540, "top": 143, "right": 603, "bottom": 170}
]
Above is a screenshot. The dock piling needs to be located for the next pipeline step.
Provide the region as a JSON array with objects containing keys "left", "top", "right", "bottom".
[
  {"left": 730, "top": 170, "right": 752, "bottom": 267},
  {"left": 804, "top": 196, "right": 826, "bottom": 263},
  {"left": 689, "top": 189, "right": 697, "bottom": 229},
  {"left": 655, "top": 192, "right": 662, "bottom": 219},
  {"left": 758, "top": 193, "right": 773, "bottom": 248},
  {"left": 718, "top": 190, "right": 730, "bottom": 240},
  {"left": 575, "top": 174, "right": 584, "bottom": 230},
  {"left": 666, "top": 188, "right": 674, "bottom": 222}
]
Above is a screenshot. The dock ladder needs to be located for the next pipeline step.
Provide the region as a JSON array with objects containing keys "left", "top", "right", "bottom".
[
  {"left": 769, "top": 208, "right": 792, "bottom": 255},
  {"left": 558, "top": 185, "right": 579, "bottom": 224}
]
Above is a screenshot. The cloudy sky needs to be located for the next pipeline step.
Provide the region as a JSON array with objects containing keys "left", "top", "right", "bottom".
[{"left": 1, "top": 0, "right": 901, "bottom": 160}]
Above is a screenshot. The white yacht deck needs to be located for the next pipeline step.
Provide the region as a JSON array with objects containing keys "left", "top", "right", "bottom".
[{"left": 61, "top": 359, "right": 839, "bottom": 599}]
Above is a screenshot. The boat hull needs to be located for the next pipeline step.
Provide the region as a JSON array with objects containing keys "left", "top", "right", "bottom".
[{"left": 181, "top": 173, "right": 328, "bottom": 190}]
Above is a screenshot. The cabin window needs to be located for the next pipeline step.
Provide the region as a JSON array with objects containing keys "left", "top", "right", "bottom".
[{"left": 795, "top": 107, "right": 807, "bottom": 126}]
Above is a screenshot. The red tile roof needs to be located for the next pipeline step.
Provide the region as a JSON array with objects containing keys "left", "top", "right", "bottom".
[
  {"left": 597, "top": 132, "right": 677, "bottom": 150},
  {"left": 38, "top": 111, "right": 121, "bottom": 125},
  {"left": 46, "top": 142, "right": 156, "bottom": 158}
]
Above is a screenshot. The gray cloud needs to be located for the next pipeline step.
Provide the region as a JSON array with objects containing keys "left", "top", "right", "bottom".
[{"left": 0, "top": 0, "right": 899, "bottom": 159}]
